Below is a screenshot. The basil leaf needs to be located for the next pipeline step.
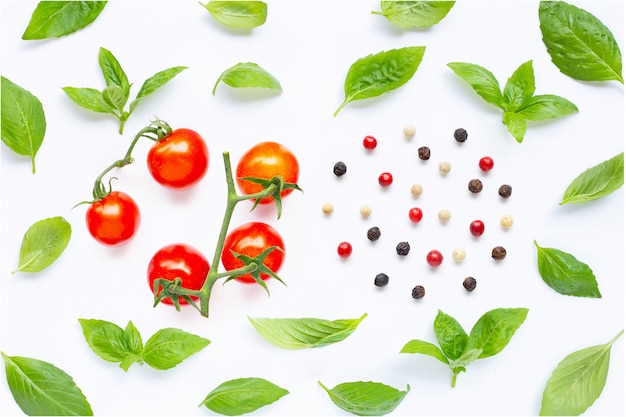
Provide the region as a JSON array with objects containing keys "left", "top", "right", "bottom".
[
  {"left": 372, "top": 1, "right": 455, "bottom": 29},
  {"left": 449, "top": 348, "right": 482, "bottom": 371},
  {"left": 1, "top": 352, "right": 93, "bottom": 416},
  {"left": 199, "top": 377, "right": 288, "bottom": 415},
  {"left": 212, "top": 62, "right": 282, "bottom": 95},
  {"left": 318, "top": 380, "right": 409, "bottom": 416},
  {"left": 142, "top": 328, "right": 210, "bottom": 370},
  {"left": 516, "top": 94, "right": 578, "bottom": 121},
  {"left": 400, "top": 339, "right": 449, "bottom": 365},
  {"left": 466, "top": 308, "right": 528, "bottom": 358},
  {"left": 534, "top": 241, "right": 601, "bottom": 298},
  {"left": 334, "top": 46, "right": 426, "bottom": 116},
  {"left": 129, "top": 66, "right": 188, "bottom": 113},
  {"left": 78, "top": 318, "right": 143, "bottom": 371},
  {"left": 22, "top": 1, "right": 107, "bottom": 40},
  {"left": 447, "top": 62, "right": 504, "bottom": 108},
  {"left": 539, "top": 1, "right": 623, "bottom": 84},
  {"left": 560, "top": 152, "right": 624, "bottom": 205},
  {"left": 502, "top": 111, "right": 527, "bottom": 143},
  {"left": 102, "top": 85, "right": 126, "bottom": 113},
  {"left": 1, "top": 76, "right": 46, "bottom": 173},
  {"left": 61, "top": 86, "right": 115, "bottom": 113},
  {"left": 248, "top": 313, "right": 367, "bottom": 350},
  {"left": 503, "top": 60, "right": 535, "bottom": 112},
  {"left": 98, "top": 47, "right": 130, "bottom": 99},
  {"left": 120, "top": 321, "right": 143, "bottom": 371},
  {"left": 540, "top": 330, "right": 624, "bottom": 416},
  {"left": 12, "top": 217, "right": 71, "bottom": 274},
  {"left": 200, "top": 1, "right": 267, "bottom": 29},
  {"left": 433, "top": 310, "right": 468, "bottom": 360}
]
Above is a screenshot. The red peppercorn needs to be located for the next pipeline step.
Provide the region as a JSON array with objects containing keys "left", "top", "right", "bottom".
[
  {"left": 337, "top": 241, "right": 352, "bottom": 258},
  {"left": 363, "top": 135, "right": 377, "bottom": 150},
  {"left": 426, "top": 249, "right": 443, "bottom": 267},
  {"left": 408, "top": 207, "right": 423, "bottom": 223},
  {"left": 378, "top": 172, "right": 393, "bottom": 187},
  {"left": 479, "top": 156, "right": 494, "bottom": 172},
  {"left": 469, "top": 220, "right": 485, "bottom": 237}
]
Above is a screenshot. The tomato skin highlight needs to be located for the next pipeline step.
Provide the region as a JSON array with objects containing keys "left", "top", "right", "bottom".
[
  {"left": 86, "top": 191, "right": 140, "bottom": 246},
  {"left": 222, "top": 222, "right": 285, "bottom": 283},
  {"left": 236, "top": 142, "right": 299, "bottom": 205},
  {"left": 147, "top": 243, "right": 210, "bottom": 305},
  {"left": 147, "top": 128, "right": 209, "bottom": 189}
]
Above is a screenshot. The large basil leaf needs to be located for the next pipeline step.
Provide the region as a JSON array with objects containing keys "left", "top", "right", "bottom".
[
  {"left": 98, "top": 47, "right": 130, "bottom": 99},
  {"left": 200, "top": 377, "right": 288, "bottom": 415},
  {"left": 318, "top": 380, "right": 409, "bottom": 416},
  {"left": 78, "top": 319, "right": 143, "bottom": 371},
  {"left": 372, "top": 1, "right": 455, "bottom": 29},
  {"left": 12, "top": 217, "right": 71, "bottom": 274},
  {"left": 212, "top": 62, "right": 282, "bottom": 95},
  {"left": 433, "top": 310, "right": 468, "bottom": 360},
  {"left": 560, "top": 152, "right": 624, "bottom": 205},
  {"left": 22, "top": 1, "right": 107, "bottom": 40},
  {"left": 447, "top": 62, "right": 504, "bottom": 108},
  {"left": 61, "top": 86, "right": 115, "bottom": 113},
  {"left": 517, "top": 94, "right": 579, "bottom": 121},
  {"left": 466, "top": 308, "right": 528, "bottom": 358},
  {"left": 142, "top": 328, "right": 210, "bottom": 370},
  {"left": 539, "top": 1, "right": 623, "bottom": 84},
  {"left": 200, "top": 1, "right": 267, "bottom": 29}
]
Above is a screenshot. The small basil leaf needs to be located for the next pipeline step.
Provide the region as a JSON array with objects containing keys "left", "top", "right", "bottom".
[
  {"left": 142, "top": 328, "right": 210, "bottom": 370},
  {"left": 560, "top": 152, "right": 624, "bottom": 205},
  {"left": 62, "top": 86, "right": 115, "bottom": 113},
  {"left": 248, "top": 313, "right": 367, "bottom": 350},
  {"left": 12, "top": 217, "right": 71, "bottom": 274},
  {"left": 98, "top": 47, "right": 130, "bottom": 98},
  {"left": 466, "top": 308, "right": 528, "bottom": 358},
  {"left": 539, "top": 1, "right": 623, "bottom": 84},
  {"left": 502, "top": 60, "right": 535, "bottom": 112},
  {"left": 447, "top": 62, "right": 504, "bottom": 108},
  {"left": 1, "top": 76, "right": 46, "bottom": 173},
  {"left": 121, "top": 321, "right": 143, "bottom": 371},
  {"left": 129, "top": 66, "right": 188, "bottom": 113},
  {"left": 534, "top": 241, "right": 601, "bottom": 298},
  {"left": 102, "top": 85, "right": 126, "bottom": 112},
  {"left": 502, "top": 111, "right": 527, "bottom": 143},
  {"left": 78, "top": 318, "right": 142, "bottom": 370},
  {"left": 400, "top": 339, "right": 449, "bottom": 365},
  {"left": 1, "top": 352, "right": 93, "bottom": 416},
  {"left": 212, "top": 62, "right": 282, "bottom": 95},
  {"left": 516, "top": 94, "right": 578, "bottom": 121},
  {"left": 22, "top": 1, "right": 107, "bottom": 40},
  {"left": 199, "top": 377, "right": 289, "bottom": 415},
  {"left": 540, "top": 330, "right": 623, "bottom": 416},
  {"left": 372, "top": 1, "right": 455, "bottom": 29},
  {"left": 318, "top": 380, "right": 410, "bottom": 416},
  {"left": 433, "top": 309, "right": 468, "bottom": 360},
  {"left": 201, "top": 1, "right": 267, "bottom": 29},
  {"left": 334, "top": 46, "right": 425, "bottom": 116},
  {"left": 449, "top": 348, "right": 482, "bottom": 371}
]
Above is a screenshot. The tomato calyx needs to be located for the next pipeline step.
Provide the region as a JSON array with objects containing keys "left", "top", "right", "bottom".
[
  {"left": 151, "top": 276, "right": 203, "bottom": 312},
  {"left": 223, "top": 245, "right": 287, "bottom": 294},
  {"left": 238, "top": 175, "right": 302, "bottom": 219}
]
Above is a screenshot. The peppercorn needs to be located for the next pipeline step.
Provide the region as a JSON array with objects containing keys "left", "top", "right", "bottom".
[
  {"left": 396, "top": 241, "right": 410, "bottom": 256},
  {"left": 498, "top": 184, "right": 512, "bottom": 198},
  {"left": 452, "top": 247, "right": 466, "bottom": 262},
  {"left": 403, "top": 124, "right": 416, "bottom": 138},
  {"left": 500, "top": 215, "right": 514, "bottom": 229},
  {"left": 492, "top": 246, "right": 507, "bottom": 260},
  {"left": 322, "top": 203, "right": 334, "bottom": 215},
  {"left": 411, "top": 285, "right": 425, "bottom": 299},
  {"left": 360, "top": 204, "right": 372, "bottom": 218},
  {"left": 410, "top": 183, "right": 423, "bottom": 197},
  {"left": 374, "top": 273, "right": 389, "bottom": 287},
  {"left": 454, "top": 128, "right": 468, "bottom": 142},
  {"left": 333, "top": 161, "right": 347, "bottom": 177},
  {"left": 463, "top": 277, "right": 477, "bottom": 292},
  {"left": 367, "top": 226, "right": 381, "bottom": 241},
  {"left": 438, "top": 209, "right": 451, "bottom": 223},
  {"left": 418, "top": 146, "right": 431, "bottom": 160},
  {"left": 439, "top": 161, "right": 451, "bottom": 175},
  {"left": 468, "top": 179, "right": 483, "bottom": 193}
]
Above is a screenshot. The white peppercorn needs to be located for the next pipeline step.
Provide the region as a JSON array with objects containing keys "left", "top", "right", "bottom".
[
  {"left": 452, "top": 248, "right": 466, "bottom": 262},
  {"left": 438, "top": 209, "right": 451, "bottom": 223},
  {"left": 403, "top": 124, "right": 416, "bottom": 138},
  {"left": 360, "top": 205, "right": 372, "bottom": 218},
  {"left": 439, "top": 161, "right": 451, "bottom": 175},
  {"left": 410, "top": 183, "right": 423, "bottom": 197},
  {"left": 500, "top": 215, "right": 514, "bottom": 229},
  {"left": 322, "top": 203, "right": 334, "bottom": 215}
]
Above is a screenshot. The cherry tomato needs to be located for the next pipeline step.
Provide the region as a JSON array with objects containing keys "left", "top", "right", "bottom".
[
  {"left": 147, "top": 243, "right": 210, "bottom": 305},
  {"left": 222, "top": 222, "right": 285, "bottom": 283},
  {"left": 86, "top": 191, "right": 140, "bottom": 246},
  {"left": 236, "top": 142, "right": 299, "bottom": 205},
  {"left": 147, "top": 128, "right": 209, "bottom": 189}
]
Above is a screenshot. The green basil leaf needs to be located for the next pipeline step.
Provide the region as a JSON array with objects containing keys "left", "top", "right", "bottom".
[
  {"left": 1, "top": 76, "right": 46, "bottom": 173},
  {"left": 12, "top": 216, "right": 71, "bottom": 274},
  {"left": 62, "top": 86, "right": 115, "bottom": 113},
  {"left": 560, "top": 152, "right": 624, "bottom": 205},
  {"left": 534, "top": 241, "right": 601, "bottom": 298},
  {"left": 200, "top": 1, "right": 267, "bottom": 29},
  {"left": 1, "top": 352, "right": 93, "bottom": 416},
  {"left": 503, "top": 60, "right": 535, "bottom": 112},
  {"left": 248, "top": 313, "right": 367, "bottom": 350},
  {"left": 120, "top": 321, "right": 143, "bottom": 371},
  {"left": 447, "top": 62, "right": 504, "bottom": 108},
  {"left": 449, "top": 348, "right": 482, "bottom": 371},
  {"left": 142, "top": 328, "right": 210, "bottom": 370},
  {"left": 98, "top": 47, "right": 130, "bottom": 98},
  {"left": 466, "top": 308, "right": 528, "bottom": 358},
  {"left": 102, "top": 85, "right": 126, "bottom": 112},
  {"left": 372, "top": 1, "right": 455, "bottom": 29},
  {"left": 433, "top": 310, "right": 468, "bottom": 360},
  {"left": 400, "top": 339, "right": 449, "bottom": 365},
  {"left": 212, "top": 62, "right": 282, "bottom": 95},
  {"left": 540, "top": 330, "right": 624, "bottom": 416},
  {"left": 129, "top": 66, "right": 188, "bottom": 113},
  {"left": 502, "top": 111, "right": 527, "bottom": 143},
  {"left": 22, "top": 1, "right": 107, "bottom": 40},
  {"left": 539, "top": 1, "right": 623, "bottom": 84},
  {"left": 78, "top": 318, "right": 143, "bottom": 371},
  {"left": 199, "top": 377, "right": 288, "bottom": 415},
  {"left": 516, "top": 94, "right": 578, "bottom": 121},
  {"left": 334, "top": 46, "right": 426, "bottom": 116},
  {"left": 318, "top": 380, "right": 409, "bottom": 416}
]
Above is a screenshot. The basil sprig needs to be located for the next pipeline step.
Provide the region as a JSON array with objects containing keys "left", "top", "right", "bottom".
[
  {"left": 318, "top": 380, "right": 410, "bottom": 416},
  {"left": 560, "top": 152, "right": 624, "bottom": 205},
  {"left": 200, "top": 1, "right": 267, "bottom": 29},
  {"left": 199, "top": 377, "right": 289, "bottom": 415},
  {"left": 12, "top": 216, "right": 71, "bottom": 274},
  {"left": 372, "top": 1, "right": 455, "bottom": 29},
  {"left": 447, "top": 60, "right": 578, "bottom": 142},
  {"left": 22, "top": 1, "right": 107, "bottom": 40},
  {"left": 212, "top": 62, "right": 282, "bottom": 95},
  {"left": 539, "top": 1, "right": 623, "bottom": 84}
]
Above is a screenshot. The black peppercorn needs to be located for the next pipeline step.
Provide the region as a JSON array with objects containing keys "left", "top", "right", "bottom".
[
  {"left": 333, "top": 161, "right": 347, "bottom": 177},
  {"left": 454, "top": 128, "right": 468, "bottom": 142},
  {"left": 396, "top": 241, "right": 410, "bottom": 256},
  {"left": 411, "top": 285, "right": 425, "bottom": 299},
  {"left": 418, "top": 146, "right": 431, "bottom": 160},
  {"left": 498, "top": 184, "right": 512, "bottom": 198},
  {"left": 463, "top": 277, "right": 477, "bottom": 292},
  {"left": 367, "top": 226, "right": 381, "bottom": 241},
  {"left": 468, "top": 179, "right": 483, "bottom": 193},
  {"left": 492, "top": 246, "right": 507, "bottom": 260},
  {"left": 374, "top": 273, "right": 389, "bottom": 287}
]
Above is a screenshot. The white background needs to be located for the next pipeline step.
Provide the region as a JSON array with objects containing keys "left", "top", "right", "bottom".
[{"left": 1, "top": 1, "right": 624, "bottom": 416}]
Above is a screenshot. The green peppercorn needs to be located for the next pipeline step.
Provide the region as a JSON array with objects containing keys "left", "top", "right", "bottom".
[
  {"left": 468, "top": 179, "right": 483, "bottom": 193},
  {"left": 454, "top": 128, "right": 468, "bottom": 142},
  {"left": 396, "top": 241, "right": 410, "bottom": 256},
  {"left": 374, "top": 273, "right": 389, "bottom": 287},
  {"left": 367, "top": 226, "right": 381, "bottom": 241},
  {"left": 492, "top": 246, "right": 507, "bottom": 260},
  {"left": 411, "top": 285, "right": 425, "bottom": 299},
  {"left": 418, "top": 146, "right": 431, "bottom": 160},
  {"left": 498, "top": 184, "right": 512, "bottom": 198},
  {"left": 333, "top": 161, "right": 347, "bottom": 177},
  {"left": 463, "top": 277, "right": 477, "bottom": 292}
]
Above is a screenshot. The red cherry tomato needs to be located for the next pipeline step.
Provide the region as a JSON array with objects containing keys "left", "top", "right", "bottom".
[
  {"left": 222, "top": 222, "right": 285, "bottom": 283},
  {"left": 147, "top": 128, "right": 209, "bottom": 189},
  {"left": 86, "top": 191, "right": 140, "bottom": 246},
  {"left": 236, "top": 142, "right": 299, "bottom": 205},
  {"left": 147, "top": 243, "right": 210, "bottom": 305}
]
